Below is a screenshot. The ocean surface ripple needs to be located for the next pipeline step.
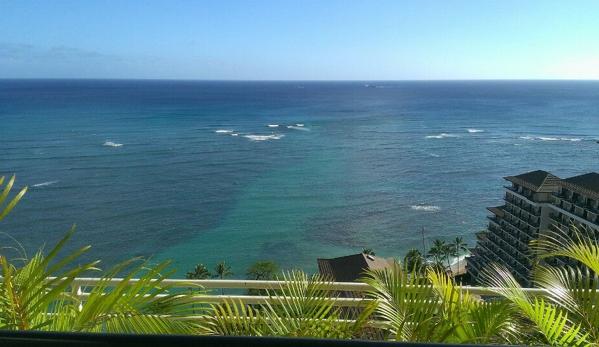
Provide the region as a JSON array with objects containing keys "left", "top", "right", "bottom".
[{"left": 1, "top": 80, "right": 599, "bottom": 276}]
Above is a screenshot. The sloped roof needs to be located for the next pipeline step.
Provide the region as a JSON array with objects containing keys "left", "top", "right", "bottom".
[
  {"left": 317, "top": 253, "right": 395, "bottom": 282},
  {"left": 504, "top": 170, "right": 561, "bottom": 193},
  {"left": 560, "top": 172, "right": 599, "bottom": 201},
  {"left": 486, "top": 206, "right": 504, "bottom": 217}
]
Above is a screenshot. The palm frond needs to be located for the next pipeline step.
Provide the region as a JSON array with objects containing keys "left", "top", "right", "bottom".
[
  {"left": 480, "top": 263, "right": 585, "bottom": 346},
  {"left": 361, "top": 262, "right": 459, "bottom": 342},
  {"left": 0, "top": 226, "right": 98, "bottom": 331},
  {"left": 261, "top": 270, "right": 367, "bottom": 339},
  {"left": 72, "top": 258, "right": 205, "bottom": 334},
  {"left": 0, "top": 175, "right": 27, "bottom": 222},
  {"left": 531, "top": 225, "right": 599, "bottom": 274},
  {"left": 204, "top": 298, "right": 264, "bottom": 336}
]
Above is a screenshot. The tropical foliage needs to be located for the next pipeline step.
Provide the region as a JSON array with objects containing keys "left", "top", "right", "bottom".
[
  {"left": 186, "top": 264, "right": 212, "bottom": 280},
  {"left": 245, "top": 260, "right": 279, "bottom": 281},
  {"left": 203, "top": 270, "right": 374, "bottom": 339},
  {"left": 0, "top": 175, "right": 205, "bottom": 334}
]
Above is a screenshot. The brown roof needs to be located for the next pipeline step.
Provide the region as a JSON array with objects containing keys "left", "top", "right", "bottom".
[
  {"left": 317, "top": 253, "right": 395, "bottom": 282},
  {"left": 559, "top": 172, "right": 599, "bottom": 201},
  {"left": 504, "top": 170, "right": 561, "bottom": 193},
  {"left": 486, "top": 206, "right": 504, "bottom": 217}
]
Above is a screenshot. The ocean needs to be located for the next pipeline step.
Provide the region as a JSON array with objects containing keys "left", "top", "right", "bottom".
[{"left": 1, "top": 79, "right": 598, "bottom": 276}]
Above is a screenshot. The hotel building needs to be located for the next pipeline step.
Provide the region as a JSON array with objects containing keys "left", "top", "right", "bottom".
[{"left": 467, "top": 170, "right": 599, "bottom": 287}]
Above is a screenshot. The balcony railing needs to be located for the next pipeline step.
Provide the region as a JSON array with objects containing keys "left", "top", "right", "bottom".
[{"left": 44, "top": 277, "right": 554, "bottom": 310}]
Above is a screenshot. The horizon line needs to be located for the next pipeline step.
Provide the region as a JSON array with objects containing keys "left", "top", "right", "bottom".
[{"left": 1, "top": 78, "right": 598, "bottom": 83}]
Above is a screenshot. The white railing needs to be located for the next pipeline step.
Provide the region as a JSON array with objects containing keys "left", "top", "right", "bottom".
[{"left": 66, "top": 278, "right": 552, "bottom": 308}]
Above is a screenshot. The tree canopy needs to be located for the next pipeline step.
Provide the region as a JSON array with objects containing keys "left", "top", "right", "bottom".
[{"left": 245, "top": 260, "right": 279, "bottom": 281}]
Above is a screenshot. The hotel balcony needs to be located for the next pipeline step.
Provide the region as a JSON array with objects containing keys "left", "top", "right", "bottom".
[
  {"left": 487, "top": 215, "right": 501, "bottom": 228},
  {"left": 574, "top": 205, "right": 586, "bottom": 219},
  {"left": 553, "top": 195, "right": 562, "bottom": 206},
  {"left": 562, "top": 201, "right": 573, "bottom": 212},
  {"left": 587, "top": 211, "right": 598, "bottom": 224}
]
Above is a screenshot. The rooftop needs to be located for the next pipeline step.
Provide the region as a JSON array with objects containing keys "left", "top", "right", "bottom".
[
  {"left": 504, "top": 170, "right": 561, "bottom": 193},
  {"left": 560, "top": 172, "right": 599, "bottom": 201},
  {"left": 317, "top": 253, "right": 395, "bottom": 282}
]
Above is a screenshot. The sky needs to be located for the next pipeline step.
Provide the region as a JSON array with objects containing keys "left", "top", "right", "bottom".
[{"left": 1, "top": 1, "right": 598, "bottom": 80}]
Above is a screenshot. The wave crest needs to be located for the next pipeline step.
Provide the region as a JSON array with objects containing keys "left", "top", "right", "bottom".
[
  {"left": 244, "top": 134, "right": 284, "bottom": 141},
  {"left": 426, "top": 133, "right": 458, "bottom": 139},
  {"left": 215, "top": 129, "right": 233, "bottom": 133},
  {"left": 103, "top": 141, "right": 123, "bottom": 147},
  {"left": 32, "top": 181, "right": 58, "bottom": 188},
  {"left": 410, "top": 205, "right": 441, "bottom": 212},
  {"left": 467, "top": 129, "right": 484, "bottom": 133}
]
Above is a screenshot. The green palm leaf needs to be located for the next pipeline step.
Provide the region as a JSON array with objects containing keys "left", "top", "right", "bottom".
[
  {"left": 72, "top": 258, "right": 205, "bottom": 334},
  {"left": 361, "top": 262, "right": 453, "bottom": 342},
  {"left": 480, "top": 264, "right": 584, "bottom": 346}
]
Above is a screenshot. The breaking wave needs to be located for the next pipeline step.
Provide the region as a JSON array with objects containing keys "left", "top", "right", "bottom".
[
  {"left": 410, "top": 205, "right": 441, "bottom": 212},
  {"left": 467, "top": 129, "right": 484, "bottom": 133},
  {"left": 244, "top": 134, "right": 285, "bottom": 141},
  {"left": 103, "top": 141, "right": 123, "bottom": 147},
  {"left": 520, "top": 136, "right": 581, "bottom": 142},
  {"left": 426, "top": 133, "right": 458, "bottom": 139},
  {"left": 32, "top": 181, "right": 58, "bottom": 188},
  {"left": 215, "top": 129, "right": 233, "bottom": 133},
  {"left": 287, "top": 126, "right": 309, "bottom": 131}
]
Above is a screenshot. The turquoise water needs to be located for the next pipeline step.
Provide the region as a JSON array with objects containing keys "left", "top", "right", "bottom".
[{"left": 2, "top": 80, "right": 599, "bottom": 276}]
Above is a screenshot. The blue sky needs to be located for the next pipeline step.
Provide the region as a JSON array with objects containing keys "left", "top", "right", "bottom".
[{"left": 1, "top": 1, "right": 598, "bottom": 80}]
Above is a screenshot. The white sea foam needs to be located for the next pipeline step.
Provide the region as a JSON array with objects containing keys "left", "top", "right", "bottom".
[
  {"left": 425, "top": 133, "right": 458, "bottom": 139},
  {"left": 296, "top": 124, "right": 304, "bottom": 127},
  {"left": 103, "top": 141, "right": 123, "bottom": 147},
  {"left": 561, "top": 137, "right": 581, "bottom": 142},
  {"left": 267, "top": 124, "right": 279, "bottom": 128},
  {"left": 429, "top": 153, "right": 440, "bottom": 157},
  {"left": 244, "top": 134, "right": 285, "bottom": 141},
  {"left": 410, "top": 205, "right": 441, "bottom": 212},
  {"left": 287, "top": 126, "right": 310, "bottom": 131},
  {"left": 538, "top": 137, "right": 559, "bottom": 141},
  {"left": 215, "top": 129, "right": 233, "bottom": 133},
  {"left": 467, "top": 129, "right": 484, "bottom": 133},
  {"left": 231, "top": 133, "right": 238, "bottom": 136},
  {"left": 519, "top": 136, "right": 535, "bottom": 140},
  {"left": 32, "top": 181, "right": 58, "bottom": 188}
]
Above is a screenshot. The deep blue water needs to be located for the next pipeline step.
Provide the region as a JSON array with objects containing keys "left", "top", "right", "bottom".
[{"left": 1, "top": 79, "right": 599, "bottom": 276}]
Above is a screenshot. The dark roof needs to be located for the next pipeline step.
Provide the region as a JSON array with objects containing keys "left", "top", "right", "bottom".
[
  {"left": 560, "top": 172, "right": 599, "bottom": 201},
  {"left": 317, "top": 253, "right": 395, "bottom": 282},
  {"left": 486, "top": 206, "right": 504, "bottom": 217},
  {"left": 504, "top": 170, "right": 561, "bottom": 193}
]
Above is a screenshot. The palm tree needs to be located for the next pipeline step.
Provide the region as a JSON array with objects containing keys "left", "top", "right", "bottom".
[
  {"left": 427, "top": 238, "right": 447, "bottom": 270},
  {"left": 403, "top": 248, "right": 424, "bottom": 272},
  {"left": 186, "top": 264, "right": 212, "bottom": 280},
  {"left": 213, "top": 261, "right": 233, "bottom": 295},
  {"left": 451, "top": 236, "right": 468, "bottom": 276},
  {"left": 213, "top": 261, "right": 233, "bottom": 279},
  {"left": 442, "top": 243, "right": 454, "bottom": 270}
]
